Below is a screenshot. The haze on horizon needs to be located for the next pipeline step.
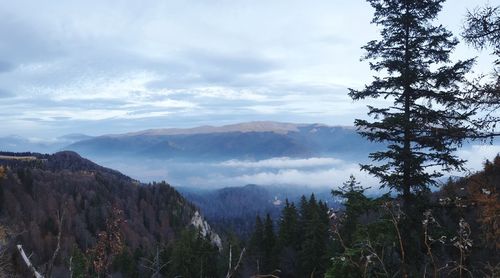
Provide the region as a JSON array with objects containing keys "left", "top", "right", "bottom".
[{"left": 0, "top": 0, "right": 498, "bottom": 139}]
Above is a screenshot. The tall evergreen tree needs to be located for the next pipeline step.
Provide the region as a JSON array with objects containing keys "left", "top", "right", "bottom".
[
  {"left": 278, "top": 199, "right": 300, "bottom": 249},
  {"left": 248, "top": 215, "right": 264, "bottom": 274},
  {"left": 349, "top": 1, "right": 500, "bottom": 275},
  {"left": 169, "top": 228, "right": 219, "bottom": 277},
  {"left": 331, "top": 175, "right": 371, "bottom": 245},
  {"left": 277, "top": 200, "right": 300, "bottom": 276},
  {"left": 262, "top": 213, "right": 276, "bottom": 274},
  {"left": 298, "top": 195, "right": 330, "bottom": 277},
  {"left": 350, "top": 0, "right": 492, "bottom": 207}
]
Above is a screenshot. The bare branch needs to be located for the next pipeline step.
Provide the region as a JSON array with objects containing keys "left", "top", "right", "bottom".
[
  {"left": 17, "top": 245, "right": 44, "bottom": 278},
  {"left": 226, "top": 246, "right": 246, "bottom": 278}
]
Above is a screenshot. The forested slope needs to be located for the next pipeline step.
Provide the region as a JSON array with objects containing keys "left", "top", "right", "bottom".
[{"left": 0, "top": 151, "right": 220, "bottom": 277}]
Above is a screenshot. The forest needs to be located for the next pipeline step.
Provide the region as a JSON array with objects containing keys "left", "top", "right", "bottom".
[{"left": 1, "top": 0, "right": 500, "bottom": 277}]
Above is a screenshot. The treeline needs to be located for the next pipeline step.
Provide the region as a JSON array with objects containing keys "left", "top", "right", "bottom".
[
  {"left": 0, "top": 151, "right": 225, "bottom": 277},
  {"left": 68, "top": 226, "right": 222, "bottom": 277},
  {"left": 326, "top": 157, "right": 500, "bottom": 277},
  {"left": 245, "top": 195, "right": 331, "bottom": 277},
  {"left": 241, "top": 156, "right": 499, "bottom": 277}
]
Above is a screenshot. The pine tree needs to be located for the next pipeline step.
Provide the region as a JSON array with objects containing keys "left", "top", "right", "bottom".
[
  {"left": 350, "top": 0, "right": 491, "bottom": 208},
  {"left": 262, "top": 213, "right": 276, "bottom": 273},
  {"left": 277, "top": 200, "right": 300, "bottom": 276},
  {"left": 169, "top": 228, "right": 219, "bottom": 277},
  {"left": 299, "top": 195, "right": 330, "bottom": 277},
  {"left": 349, "top": 2, "right": 496, "bottom": 273},
  {"left": 331, "top": 175, "right": 371, "bottom": 245},
  {"left": 248, "top": 215, "right": 264, "bottom": 274},
  {"left": 278, "top": 199, "right": 300, "bottom": 249}
]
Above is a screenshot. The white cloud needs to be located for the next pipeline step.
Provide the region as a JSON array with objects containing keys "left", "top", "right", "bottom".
[
  {"left": 458, "top": 144, "right": 500, "bottom": 172},
  {"left": 228, "top": 165, "right": 377, "bottom": 189},
  {"left": 34, "top": 71, "right": 161, "bottom": 101},
  {"left": 218, "top": 157, "right": 343, "bottom": 169},
  {"left": 0, "top": 0, "right": 496, "bottom": 137}
]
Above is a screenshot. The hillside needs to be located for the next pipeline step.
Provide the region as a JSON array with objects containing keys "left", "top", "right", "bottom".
[
  {"left": 0, "top": 151, "right": 220, "bottom": 277},
  {"left": 180, "top": 184, "right": 280, "bottom": 239},
  {"left": 180, "top": 184, "right": 340, "bottom": 239}
]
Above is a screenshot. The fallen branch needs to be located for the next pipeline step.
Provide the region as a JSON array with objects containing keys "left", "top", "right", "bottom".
[{"left": 17, "top": 245, "right": 44, "bottom": 278}]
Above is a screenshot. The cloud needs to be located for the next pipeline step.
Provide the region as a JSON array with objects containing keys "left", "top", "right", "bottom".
[
  {"left": 0, "top": 0, "right": 495, "bottom": 138},
  {"left": 218, "top": 157, "right": 343, "bottom": 169},
  {"left": 0, "top": 61, "right": 14, "bottom": 73},
  {"left": 458, "top": 144, "right": 500, "bottom": 172},
  {"left": 0, "top": 89, "right": 13, "bottom": 98},
  {"left": 219, "top": 165, "right": 377, "bottom": 189}
]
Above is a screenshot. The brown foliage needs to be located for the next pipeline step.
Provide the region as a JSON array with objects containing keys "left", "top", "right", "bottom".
[
  {"left": 88, "top": 206, "right": 124, "bottom": 275},
  {"left": 0, "top": 224, "right": 13, "bottom": 278},
  {"left": 0, "top": 151, "right": 197, "bottom": 276},
  {"left": 467, "top": 156, "right": 500, "bottom": 250}
]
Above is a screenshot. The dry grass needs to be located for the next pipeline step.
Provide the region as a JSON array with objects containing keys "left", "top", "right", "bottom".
[{"left": 0, "top": 155, "right": 37, "bottom": 161}]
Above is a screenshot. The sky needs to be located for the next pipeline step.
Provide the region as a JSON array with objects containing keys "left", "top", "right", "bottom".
[{"left": 0, "top": 0, "right": 499, "bottom": 138}]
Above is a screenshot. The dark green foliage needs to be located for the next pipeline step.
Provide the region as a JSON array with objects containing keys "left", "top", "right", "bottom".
[
  {"left": 350, "top": 0, "right": 491, "bottom": 204},
  {"left": 277, "top": 199, "right": 301, "bottom": 276},
  {"left": 246, "top": 194, "right": 331, "bottom": 277},
  {"left": 248, "top": 215, "right": 264, "bottom": 274},
  {"left": 70, "top": 246, "right": 89, "bottom": 278},
  {"left": 262, "top": 213, "right": 277, "bottom": 273},
  {"left": 112, "top": 249, "right": 139, "bottom": 277},
  {"left": 219, "top": 234, "right": 244, "bottom": 278},
  {"left": 331, "top": 175, "right": 371, "bottom": 245},
  {"left": 298, "top": 196, "right": 331, "bottom": 277},
  {"left": 326, "top": 163, "right": 500, "bottom": 277},
  {"left": 349, "top": 0, "right": 500, "bottom": 273},
  {"left": 278, "top": 200, "right": 300, "bottom": 249},
  {"left": 169, "top": 228, "right": 219, "bottom": 278},
  {"left": 328, "top": 185, "right": 406, "bottom": 276}
]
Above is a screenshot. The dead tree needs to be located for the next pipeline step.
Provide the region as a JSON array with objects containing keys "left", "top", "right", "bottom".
[
  {"left": 225, "top": 245, "right": 246, "bottom": 278},
  {"left": 17, "top": 208, "right": 65, "bottom": 278}
]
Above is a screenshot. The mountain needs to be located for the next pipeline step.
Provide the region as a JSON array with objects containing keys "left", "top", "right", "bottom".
[
  {"left": 179, "top": 184, "right": 340, "bottom": 239},
  {"left": 179, "top": 184, "right": 280, "bottom": 239},
  {"left": 0, "top": 151, "right": 220, "bottom": 277},
  {"left": 65, "top": 121, "right": 377, "bottom": 161},
  {"left": 0, "top": 122, "right": 383, "bottom": 188},
  {"left": 0, "top": 134, "right": 94, "bottom": 154}
]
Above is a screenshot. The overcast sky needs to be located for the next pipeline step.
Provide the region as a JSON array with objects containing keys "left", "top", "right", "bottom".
[{"left": 0, "top": 0, "right": 498, "bottom": 138}]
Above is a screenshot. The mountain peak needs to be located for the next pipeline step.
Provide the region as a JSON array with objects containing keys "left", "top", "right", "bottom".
[{"left": 115, "top": 121, "right": 314, "bottom": 137}]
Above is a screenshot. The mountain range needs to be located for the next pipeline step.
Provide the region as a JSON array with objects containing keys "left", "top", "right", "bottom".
[{"left": 64, "top": 121, "right": 376, "bottom": 161}]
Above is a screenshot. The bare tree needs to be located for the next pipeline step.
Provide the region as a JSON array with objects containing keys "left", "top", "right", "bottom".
[
  {"left": 225, "top": 245, "right": 246, "bottom": 278},
  {"left": 17, "top": 208, "right": 65, "bottom": 278},
  {"left": 141, "top": 246, "right": 170, "bottom": 278},
  {"left": 46, "top": 209, "right": 64, "bottom": 278}
]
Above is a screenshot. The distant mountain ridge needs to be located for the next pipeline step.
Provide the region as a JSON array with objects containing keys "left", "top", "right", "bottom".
[
  {"left": 65, "top": 121, "right": 376, "bottom": 161},
  {"left": 178, "top": 183, "right": 339, "bottom": 238},
  {"left": 119, "top": 121, "right": 306, "bottom": 136},
  {"left": 0, "top": 134, "right": 94, "bottom": 153}
]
